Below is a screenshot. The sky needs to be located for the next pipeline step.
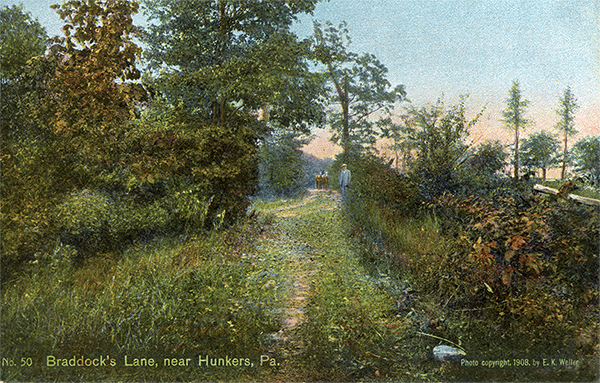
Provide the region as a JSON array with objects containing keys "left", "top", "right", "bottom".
[
  {"left": 3, "top": 0, "right": 599, "bottom": 159},
  {"left": 295, "top": 0, "right": 600, "bottom": 158}
]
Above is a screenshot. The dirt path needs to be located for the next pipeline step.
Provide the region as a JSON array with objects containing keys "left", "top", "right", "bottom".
[
  {"left": 255, "top": 190, "right": 339, "bottom": 381},
  {"left": 270, "top": 189, "right": 339, "bottom": 217},
  {"left": 253, "top": 191, "right": 425, "bottom": 382}
]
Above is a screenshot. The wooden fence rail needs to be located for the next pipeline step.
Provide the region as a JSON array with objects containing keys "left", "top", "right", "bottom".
[{"left": 533, "top": 184, "right": 600, "bottom": 207}]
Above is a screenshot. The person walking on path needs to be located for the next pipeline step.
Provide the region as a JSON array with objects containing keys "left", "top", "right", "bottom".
[{"left": 338, "top": 164, "right": 351, "bottom": 202}]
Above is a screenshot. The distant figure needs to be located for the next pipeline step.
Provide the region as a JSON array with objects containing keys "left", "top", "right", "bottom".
[
  {"left": 338, "top": 164, "right": 351, "bottom": 202},
  {"left": 322, "top": 170, "right": 329, "bottom": 190},
  {"left": 316, "top": 170, "right": 329, "bottom": 190}
]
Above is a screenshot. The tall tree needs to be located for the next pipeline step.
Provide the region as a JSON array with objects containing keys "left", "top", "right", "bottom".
[
  {"left": 141, "top": 0, "right": 323, "bottom": 132},
  {"left": 502, "top": 80, "right": 530, "bottom": 181},
  {"left": 50, "top": 0, "right": 142, "bottom": 188},
  {"left": 0, "top": 5, "right": 54, "bottom": 270},
  {"left": 521, "top": 131, "right": 560, "bottom": 181},
  {"left": 311, "top": 21, "right": 406, "bottom": 159},
  {"left": 140, "top": 0, "right": 323, "bottom": 222},
  {"left": 1, "top": 5, "right": 49, "bottom": 136},
  {"left": 555, "top": 86, "right": 579, "bottom": 180}
]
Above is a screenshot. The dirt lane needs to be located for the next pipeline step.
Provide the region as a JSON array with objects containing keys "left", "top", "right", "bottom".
[{"left": 254, "top": 190, "right": 339, "bottom": 381}]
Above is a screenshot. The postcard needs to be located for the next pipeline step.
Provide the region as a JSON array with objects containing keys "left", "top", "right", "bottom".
[{"left": 1, "top": 0, "right": 598, "bottom": 382}]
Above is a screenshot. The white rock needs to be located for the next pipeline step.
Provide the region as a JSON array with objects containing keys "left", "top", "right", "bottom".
[{"left": 432, "top": 345, "right": 467, "bottom": 362}]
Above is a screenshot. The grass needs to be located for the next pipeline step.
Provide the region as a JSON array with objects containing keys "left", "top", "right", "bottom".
[
  {"left": 1, "top": 221, "right": 286, "bottom": 382},
  {"left": 273, "top": 199, "right": 448, "bottom": 381},
  {"left": 2, "top": 190, "right": 597, "bottom": 382}
]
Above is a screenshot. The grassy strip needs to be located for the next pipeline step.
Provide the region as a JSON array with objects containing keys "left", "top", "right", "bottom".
[{"left": 283, "top": 204, "right": 446, "bottom": 382}]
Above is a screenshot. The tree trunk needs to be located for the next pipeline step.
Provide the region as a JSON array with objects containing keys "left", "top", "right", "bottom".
[
  {"left": 561, "top": 134, "right": 568, "bottom": 180},
  {"left": 542, "top": 167, "right": 547, "bottom": 181},
  {"left": 341, "top": 73, "right": 350, "bottom": 159},
  {"left": 514, "top": 126, "right": 520, "bottom": 180}
]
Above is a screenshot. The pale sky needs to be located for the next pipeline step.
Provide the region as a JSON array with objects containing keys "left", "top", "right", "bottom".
[
  {"left": 4, "top": 0, "right": 599, "bottom": 159},
  {"left": 295, "top": 0, "right": 600, "bottom": 158}
]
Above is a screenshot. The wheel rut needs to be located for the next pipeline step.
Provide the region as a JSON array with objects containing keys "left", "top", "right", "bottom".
[{"left": 257, "top": 191, "right": 338, "bottom": 381}]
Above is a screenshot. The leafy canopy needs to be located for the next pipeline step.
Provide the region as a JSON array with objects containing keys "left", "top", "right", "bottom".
[
  {"left": 521, "top": 131, "right": 559, "bottom": 179},
  {"left": 49, "top": 0, "right": 142, "bottom": 187},
  {"left": 571, "top": 136, "right": 600, "bottom": 184},
  {"left": 0, "top": 5, "right": 47, "bottom": 81},
  {"left": 311, "top": 21, "right": 406, "bottom": 156},
  {"left": 142, "top": 0, "right": 323, "bottom": 132}
]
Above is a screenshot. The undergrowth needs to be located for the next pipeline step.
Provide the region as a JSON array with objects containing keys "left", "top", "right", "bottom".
[
  {"left": 1, "top": 216, "right": 284, "bottom": 382},
  {"left": 342, "top": 154, "right": 600, "bottom": 382}
]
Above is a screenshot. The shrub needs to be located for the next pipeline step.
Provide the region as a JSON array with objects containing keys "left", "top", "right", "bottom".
[{"left": 54, "top": 189, "right": 172, "bottom": 259}]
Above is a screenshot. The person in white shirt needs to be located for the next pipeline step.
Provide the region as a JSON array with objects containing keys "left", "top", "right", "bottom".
[{"left": 338, "top": 164, "right": 351, "bottom": 202}]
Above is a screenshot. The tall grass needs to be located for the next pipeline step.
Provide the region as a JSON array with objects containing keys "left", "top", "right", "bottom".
[{"left": 1, "top": 219, "right": 284, "bottom": 382}]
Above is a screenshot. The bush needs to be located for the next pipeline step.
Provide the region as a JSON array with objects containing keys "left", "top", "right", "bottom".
[{"left": 53, "top": 185, "right": 220, "bottom": 260}]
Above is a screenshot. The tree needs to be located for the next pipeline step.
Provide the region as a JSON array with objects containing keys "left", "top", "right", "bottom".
[
  {"left": 1, "top": 5, "right": 49, "bottom": 137},
  {"left": 571, "top": 136, "right": 600, "bottom": 185},
  {"left": 0, "top": 5, "right": 54, "bottom": 271},
  {"left": 140, "top": 0, "right": 324, "bottom": 221},
  {"left": 464, "top": 139, "right": 508, "bottom": 177},
  {"left": 311, "top": 21, "right": 406, "bottom": 160},
  {"left": 50, "top": 0, "right": 142, "bottom": 188},
  {"left": 521, "top": 131, "right": 560, "bottom": 181},
  {"left": 258, "top": 129, "right": 309, "bottom": 197},
  {"left": 401, "top": 97, "right": 483, "bottom": 193},
  {"left": 502, "top": 80, "right": 530, "bottom": 181},
  {"left": 0, "top": 5, "right": 47, "bottom": 81},
  {"left": 142, "top": 0, "right": 323, "bottom": 132},
  {"left": 555, "top": 87, "right": 579, "bottom": 180}
]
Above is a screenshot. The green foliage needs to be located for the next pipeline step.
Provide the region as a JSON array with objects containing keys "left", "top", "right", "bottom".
[
  {"left": 258, "top": 130, "right": 309, "bottom": 197},
  {"left": 53, "top": 189, "right": 173, "bottom": 258},
  {"left": 341, "top": 152, "right": 419, "bottom": 226},
  {"left": 126, "top": 86, "right": 264, "bottom": 220},
  {"left": 311, "top": 21, "right": 406, "bottom": 156},
  {"left": 342, "top": 149, "right": 598, "bottom": 380},
  {"left": 401, "top": 97, "right": 483, "bottom": 197},
  {"left": 0, "top": 5, "right": 47, "bottom": 80},
  {"left": 1, "top": 219, "right": 282, "bottom": 382},
  {"left": 142, "top": 0, "right": 323, "bottom": 132},
  {"left": 521, "top": 131, "right": 560, "bottom": 180},
  {"left": 464, "top": 140, "right": 508, "bottom": 176},
  {"left": 49, "top": 0, "right": 142, "bottom": 188},
  {"left": 425, "top": 192, "right": 599, "bottom": 357},
  {"left": 571, "top": 135, "right": 599, "bottom": 185},
  {"left": 0, "top": 6, "right": 58, "bottom": 276}
]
